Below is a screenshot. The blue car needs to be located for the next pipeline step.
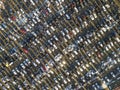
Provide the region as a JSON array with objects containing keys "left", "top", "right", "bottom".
[{"left": 9, "top": 48, "right": 17, "bottom": 55}]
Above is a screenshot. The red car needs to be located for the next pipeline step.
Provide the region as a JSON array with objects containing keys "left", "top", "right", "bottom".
[
  {"left": 20, "top": 28, "right": 27, "bottom": 34},
  {"left": 10, "top": 16, "right": 16, "bottom": 21},
  {"left": 22, "top": 48, "right": 28, "bottom": 54}
]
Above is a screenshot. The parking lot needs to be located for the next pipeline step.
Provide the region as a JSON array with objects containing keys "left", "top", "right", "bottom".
[{"left": 0, "top": 0, "right": 120, "bottom": 90}]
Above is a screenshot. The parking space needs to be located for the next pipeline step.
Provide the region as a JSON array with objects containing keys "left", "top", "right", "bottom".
[{"left": 0, "top": 0, "right": 120, "bottom": 90}]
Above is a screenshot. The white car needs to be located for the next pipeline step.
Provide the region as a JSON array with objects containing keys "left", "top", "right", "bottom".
[
  {"left": 72, "top": 29, "right": 77, "bottom": 35},
  {"left": 87, "top": 39, "right": 92, "bottom": 44},
  {"left": 73, "top": 50, "right": 78, "bottom": 55},
  {"left": 15, "top": 68, "right": 20, "bottom": 73},
  {"left": 55, "top": 1, "right": 59, "bottom": 6},
  {"left": 14, "top": 33, "right": 20, "bottom": 39},
  {"left": 53, "top": 35, "right": 58, "bottom": 41},
  {"left": 66, "top": 34, "right": 71, "bottom": 39},
  {"left": 107, "top": 44, "right": 112, "bottom": 49},
  {"left": 110, "top": 72, "right": 115, "bottom": 78},
  {"left": 12, "top": 69, "right": 17, "bottom": 75},
  {"left": 78, "top": 36, "right": 83, "bottom": 42},
  {"left": 18, "top": 15, "right": 27, "bottom": 25},
  {"left": 104, "top": 76, "right": 110, "bottom": 83},
  {"left": 90, "top": 14, "right": 94, "bottom": 20},
  {"left": 45, "top": 64, "right": 50, "bottom": 71},
  {"left": 48, "top": 40, "right": 53, "bottom": 46},
  {"left": 8, "top": 18, "right": 13, "bottom": 23},
  {"left": 27, "top": 24, "right": 32, "bottom": 29},
  {"left": 8, "top": 35, "right": 17, "bottom": 41},
  {"left": 93, "top": 12, "right": 97, "bottom": 18},
  {"left": 51, "top": 26, "right": 55, "bottom": 31},
  {"left": 63, "top": 79, "right": 67, "bottom": 84},
  {"left": 54, "top": 54, "right": 63, "bottom": 61},
  {"left": 20, "top": 9, "right": 25, "bottom": 14},
  {"left": 75, "top": 27, "right": 80, "bottom": 33},
  {"left": 5, "top": 83, "right": 10, "bottom": 89},
  {"left": 65, "top": 14, "right": 70, "bottom": 19},
  {"left": 61, "top": 30, "right": 65, "bottom": 36},
  {"left": 20, "top": 63, "right": 26, "bottom": 69},
  {"left": 25, "top": 59, "right": 31, "bottom": 64},
  {"left": 64, "top": 28, "right": 69, "bottom": 33},
  {"left": 31, "top": 32, "right": 37, "bottom": 37},
  {"left": 84, "top": 21, "right": 88, "bottom": 27},
  {"left": 101, "top": 27, "right": 107, "bottom": 32},
  {"left": 102, "top": 6, "right": 107, "bottom": 11},
  {"left": 36, "top": 17, "right": 41, "bottom": 22},
  {"left": 46, "top": 30, "right": 51, "bottom": 35},
  {"left": 105, "top": 46, "right": 109, "bottom": 51},
  {"left": 30, "top": 0, "right": 35, "bottom": 5},
  {"left": 105, "top": 4, "right": 110, "bottom": 8},
  {"left": 47, "top": 7, "right": 52, "bottom": 13},
  {"left": 32, "top": 41, "right": 37, "bottom": 45},
  {"left": 116, "top": 37, "right": 120, "bottom": 42},
  {"left": 48, "top": 60, "right": 55, "bottom": 67},
  {"left": 35, "top": 38, "right": 40, "bottom": 43},
  {"left": 74, "top": 7, "right": 78, "bottom": 12},
  {"left": 66, "top": 44, "right": 75, "bottom": 52},
  {"left": 63, "top": 37, "right": 68, "bottom": 42},
  {"left": 18, "top": 85, "right": 23, "bottom": 90},
  {"left": 35, "top": 8, "right": 40, "bottom": 14},
  {"left": 81, "top": 23, "right": 85, "bottom": 28},
  {"left": 0, "top": 25, "right": 4, "bottom": 30},
  {"left": 53, "top": 44, "right": 57, "bottom": 49},
  {"left": 33, "top": 62, "right": 37, "bottom": 67},
  {"left": 63, "top": 48, "right": 67, "bottom": 54},
  {"left": 24, "top": 26, "right": 30, "bottom": 31},
  {"left": 0, "top": 46, "right": 4, "bottom": 51},
  {"left": 85, "top": 40, "right": 89, "bottom": 45},
  {"left": 47, "top": 48, "right": 52, "bottom": 54},
  {"left": 32, "top": 18, "right": 37, "bottom": 24},
  {"left": 33, "top": 11, "right": 39, "bottom": 17},
  {"left": 100, "top": 29, "right": 104, "bottom": 35},
  {"left": 58, "top": 0, "right": 64, "bottom": 4}
]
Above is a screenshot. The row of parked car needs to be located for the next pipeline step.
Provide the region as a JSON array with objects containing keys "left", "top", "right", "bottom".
[{"left": 0, "top": 0, "right": 120, "bottom": 90}]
